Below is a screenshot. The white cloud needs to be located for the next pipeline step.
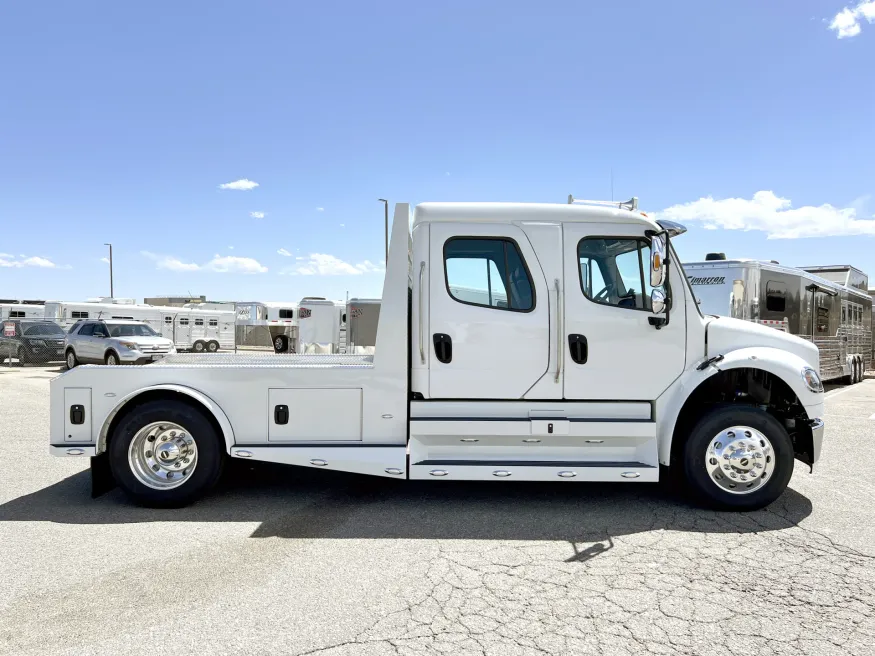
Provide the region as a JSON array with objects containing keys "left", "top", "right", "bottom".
[
  {"left": 0, "top": 254, "right": 63, "bottom": 268},
  {"left": 141, "top": 250, "right": 200, "bottom": 272},
  {"left": 218, "top": 178, "right": 259, "bottom": 191},
  {"left": 141, "top": 250, "right": 267, "bottom": 274},
  {"left": 339, "top": 223, "right": 345, "bottom": 227},
  {"left": 277, "top": 248, "right": 292, "bottom": 257},
  {"left": 316, "top": 207, "right": 324, "bottom": 211},
  {"left": 829, "top": 1, "right": 875, "bottom": 38},
  {"left": 657, "top": 190, "right": 875, "bottom": 239},
  {"left": 250, "top": 211, "right": 265, "bottom": 219},
  {"left": 228, "top": 246, "right": 234, "bottom": 250},
  {"left": 100, "top": 257, "right": 110, "bottom": 264},
  {"left": 285, "top": 253, "right": 385, "bottom": 276},
  {"left": 204, "top": 255, "right": 267, "bottom": 274}
]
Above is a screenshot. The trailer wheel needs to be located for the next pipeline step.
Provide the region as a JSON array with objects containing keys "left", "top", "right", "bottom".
[
  {"left": 193, "top": 340, "right": 206, "bottom": 353},
  {"left": 682, "top": 405, "right": 793, "bottom": 511},
  {"left": 207, "top": 340, "right": 219, "bottom": 352},
  {"left": 274, "top": 335, "right": 289, "bottom": 353},
  {"left": 108, "top": 399, "right": 224, "bottom": 507}
]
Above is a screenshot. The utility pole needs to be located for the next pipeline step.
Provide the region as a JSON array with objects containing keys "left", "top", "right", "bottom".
[
  {"left": 378, "top": 199, "right": 389, "bottom": 266},
  {"left": 104, "top": 243, "right": 114, "bottom": 298}
]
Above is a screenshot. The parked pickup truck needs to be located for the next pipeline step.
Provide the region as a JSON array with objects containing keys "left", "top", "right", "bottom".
[{"left": 49, "top": 199, "right": 825, "bottom": 511}]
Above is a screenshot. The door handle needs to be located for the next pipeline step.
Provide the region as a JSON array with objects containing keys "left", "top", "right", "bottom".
[
  {"left": 274, "top": 405, "right": 289, "bottom": 425},
  {"left": 568, "top": 334, "right": 588, "bottom": 364},
  {"left": 433, "top": 333, "right": 452, "bottom": 364}
]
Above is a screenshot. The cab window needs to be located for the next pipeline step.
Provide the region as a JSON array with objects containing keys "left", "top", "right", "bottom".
[
  {"left": 578, "top": 238, "right": 654, "bottom": 310},
  {"left": 444, "top": 238, "right": 534, "bottom": 312}
]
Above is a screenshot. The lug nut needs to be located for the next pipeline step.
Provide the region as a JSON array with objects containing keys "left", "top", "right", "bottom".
[{"left": 167, "top": 472, "right": 174, "bottom": 479}]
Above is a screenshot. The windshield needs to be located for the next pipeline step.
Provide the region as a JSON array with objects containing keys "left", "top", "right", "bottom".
[
  {"left": 22, "top": 323, "right": 65, "bottom": 336},
  {"left": 108, "top": 324, "right": 158, "bottom": 337}
]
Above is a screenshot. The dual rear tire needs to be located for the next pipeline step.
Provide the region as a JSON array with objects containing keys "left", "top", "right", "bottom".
[{"left": 109, "top": 400, "right": 224, "bottom": 507}]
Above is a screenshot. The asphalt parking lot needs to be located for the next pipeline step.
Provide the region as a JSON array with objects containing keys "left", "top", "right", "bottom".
[{"left": 1, "top": 366, "right": 874, "bottom": 656}]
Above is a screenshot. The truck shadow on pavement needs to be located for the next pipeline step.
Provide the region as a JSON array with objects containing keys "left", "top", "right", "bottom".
[{"left": 0, "top": 461, "right": 814, "bottom": 555}]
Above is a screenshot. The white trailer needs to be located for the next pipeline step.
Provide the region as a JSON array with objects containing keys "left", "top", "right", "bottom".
[
  {"left": 0, "top": 301, "right": 47, "bottom": 320},
  {"left": 49, "top": 199, "right": 825, "bottom": 512},
  {"left": 346, "top": 298, "right": 381, "bottom": 354},
  {"left": 43, "top": 301, "right": 234, "bottom": 352},
  {"left": 297, "top": 298, "right": 342, "bottom": 353}
]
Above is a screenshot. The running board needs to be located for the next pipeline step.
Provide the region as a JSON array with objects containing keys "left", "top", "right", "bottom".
[
  {"left": 408, "top": 461, "right": 658, "bottom": 482},
  {"left": 230, "top": 445, "right": 407, "bottom": 478}
]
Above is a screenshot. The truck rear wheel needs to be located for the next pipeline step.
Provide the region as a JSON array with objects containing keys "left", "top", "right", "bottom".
[
  {"left": 682, "top": 405, "right": 794, "bottom": 511},
  {"left": 108, "top": 400, "right": 224, "bottom": 507}
]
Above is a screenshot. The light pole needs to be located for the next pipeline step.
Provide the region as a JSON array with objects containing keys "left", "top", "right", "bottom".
[
  {"left": 104, "top": 243, "right": 114, "bottom": 298},
  {"left": 378, "top": 199, "right": 389, "bottom": 266}
]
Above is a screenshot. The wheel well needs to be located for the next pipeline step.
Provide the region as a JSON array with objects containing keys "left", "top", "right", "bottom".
[
  {"left": 671, "top": 367, "right": 813, "bottom": 467},
  {"left": 102, "top": 390, "right": 225, "bottom": 454}
]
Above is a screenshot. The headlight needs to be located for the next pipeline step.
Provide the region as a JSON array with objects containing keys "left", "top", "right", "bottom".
[
  {"left": 802, "top": 367, "right": 823, "bottom": 393},
  {"left": 119, "top": 341, "right": 139, "bottom": 351}
]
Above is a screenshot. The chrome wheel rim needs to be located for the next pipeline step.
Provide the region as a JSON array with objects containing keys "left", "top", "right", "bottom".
[
  {"left": 705, "top": 426, "right": 774, "bottom": 495},
  {"left": 274, "top": 337, "right": 283, "bottom": 350},
  {"left": 128, "top": 421, "right": 198, "bottom": 490},
  {"left": 106, "top": 354, "right": 118, "bottom": 365},
  {"left": 208, "top": 342, "right": 218, "bottom": 352},
  {"left": 66, "top": 352, "right": 75, "bottom": 368},
  {"left": 195, "top": 342, "right": 204, "bottom": 352}
]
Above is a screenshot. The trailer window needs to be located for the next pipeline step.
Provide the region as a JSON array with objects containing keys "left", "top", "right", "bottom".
[
  {"left": 816, "top": 307, "right": 829, "bottom": 333},
  {"left": 578, "top": 238, "right": 654, "bottom": 310},
  {"left": 765, "top": 281, "right": 787, "bottom": 313},
  {"left": 279, "top": 309, "right": 294, "bottom": 319},
  {"left": 443, "top": 238, "right": 534, "bottom": 312},
  {"left": 195, "top": 318, "right": 204, "bottom": 326},
  {"left": 165, "top": 316, "right": 173, "bottom": 324},
  {"left": 71, "top": 311, "right": 89, "bottom": 319},
  {"left": 209, "top": 319, "right": 218, "bottom": 327},
  {"left": 9, "top": 311, "right": 25, "bottom": 318},
  {"left": 179, "top": 318, "right": 189, "bottom": 326}
]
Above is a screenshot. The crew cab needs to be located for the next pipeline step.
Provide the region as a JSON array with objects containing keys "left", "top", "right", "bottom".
[{"left": 49, "top": 200, "right": 825, "bottom": 511}]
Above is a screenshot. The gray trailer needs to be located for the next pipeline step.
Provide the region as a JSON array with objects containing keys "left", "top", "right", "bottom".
[{"left": 684, "top": 258, "right": 872, "bottom": 383}]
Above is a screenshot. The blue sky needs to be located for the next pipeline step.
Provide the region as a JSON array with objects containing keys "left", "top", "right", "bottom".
[{"left": 1, "top": 1, "right": 874, "bottom": 303}]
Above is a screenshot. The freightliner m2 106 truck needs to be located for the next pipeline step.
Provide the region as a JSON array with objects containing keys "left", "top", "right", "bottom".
[{"left": 50, "top": 199, "right": 825, "bottom": 511}]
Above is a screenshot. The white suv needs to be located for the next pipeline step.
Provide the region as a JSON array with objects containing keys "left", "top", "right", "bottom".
[{"left": 65, "top": 320, "right": 176, "bottom": 368}]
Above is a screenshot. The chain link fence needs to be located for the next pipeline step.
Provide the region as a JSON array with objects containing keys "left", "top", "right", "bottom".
[{"left": 0, "top": 298, "right": 373, "bottom": 368}]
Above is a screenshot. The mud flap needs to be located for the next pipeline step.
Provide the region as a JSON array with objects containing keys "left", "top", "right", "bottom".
[{"left": 90, "top": 453, "right": 116, "bottom": 498}]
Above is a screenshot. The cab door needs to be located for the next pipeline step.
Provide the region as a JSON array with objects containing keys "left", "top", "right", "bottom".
[
  {"left": 427, "top": 222, "right": 552, "bottom": 399},
  {"left": 562, "top": 223, "right": 686, "bottom": 400}
]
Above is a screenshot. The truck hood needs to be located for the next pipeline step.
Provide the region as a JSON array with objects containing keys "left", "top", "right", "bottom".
[{"left": 706, "top": 316, "right": 819, "bottom": 371}]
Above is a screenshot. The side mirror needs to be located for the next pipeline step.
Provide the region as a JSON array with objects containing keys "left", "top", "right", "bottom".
[
  {"left": 650, "top": 235, "right": 667, "bottom": 288},
  {"left": 651, "top": 288, "right": 667, "bottom": 315}
]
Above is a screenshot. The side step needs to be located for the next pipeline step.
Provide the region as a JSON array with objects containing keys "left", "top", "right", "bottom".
[{"left": 409, "top": 460, "right": 657, "bottom": 482}]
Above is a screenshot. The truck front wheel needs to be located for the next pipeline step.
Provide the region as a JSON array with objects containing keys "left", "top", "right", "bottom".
[
  {"left": 682, "top": 406, "right": 794, "bottom": 511},
  {"left": 109, "top": 400, "right": 224, "bottom": 507}
]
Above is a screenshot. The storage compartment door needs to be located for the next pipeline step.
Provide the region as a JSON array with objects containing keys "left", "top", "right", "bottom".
[{"left": 268, "top": 388, "right": 362, "bottom": 441}]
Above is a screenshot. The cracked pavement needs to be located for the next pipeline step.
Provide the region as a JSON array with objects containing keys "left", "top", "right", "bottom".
[{"left": 1, "top": 368, "right": 874, "bottom": 655}]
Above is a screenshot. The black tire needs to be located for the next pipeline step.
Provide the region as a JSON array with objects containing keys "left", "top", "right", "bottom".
[
  {"left": 193, "top": 341, "right": 206, "bottom": 353},
  {"left": 65, "top": 349, "right": 78, "bottom": 370},
  {"left": 207, "top": 340, "right": 219, "bottom": 353},
  {"left": 274, "top": 335, "right": 289, "bottom": 353},
  {"left": 108, "top": 399, "right": 225, "bottom": 507},
  {"left": 682, "top": 405, "right": 794, "bottom": 511},
  {"left": 105, "top": 350, "right": 120, "bottom": 366}
]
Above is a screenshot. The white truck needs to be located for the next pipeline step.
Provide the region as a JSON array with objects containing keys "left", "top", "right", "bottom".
[{"left": 49, "top": 200, "right": 825, "bottom": 511}]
